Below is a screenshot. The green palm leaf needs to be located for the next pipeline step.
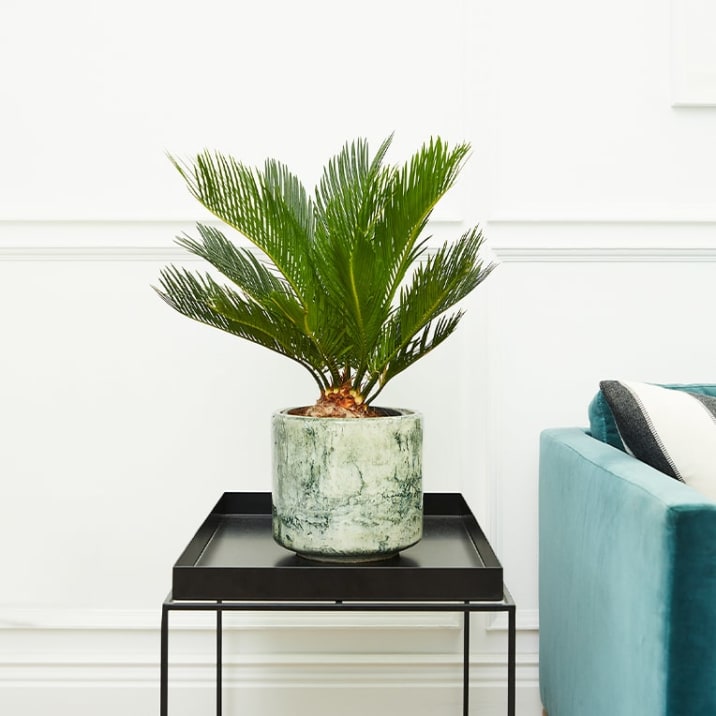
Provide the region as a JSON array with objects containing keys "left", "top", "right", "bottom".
[
  {"left": 157, "top": 136, "right": 495, "bottom": 413},
  {"left": 362, "top": 228, "right": 494, "bottom": 400},
  {"left": 155, "top": 266, "right": 332, "bottom": 389},
  {"left": 176, "top": 223, "right": 306, "bottom": 327},
  {"left": 169, "top": 152, "right": 314, "bottom": 302},
  {"left": 310, "top": 137, "right": 393, "bottom": 358}
]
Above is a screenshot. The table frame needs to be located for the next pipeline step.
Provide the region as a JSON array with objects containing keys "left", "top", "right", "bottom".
[{"left": 160, "top": 588, "right": 516, "bottom": 716}]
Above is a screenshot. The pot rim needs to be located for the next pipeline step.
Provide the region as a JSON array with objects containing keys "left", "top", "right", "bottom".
[{"left": 274, "top": 407, "right": 421, "bottom": 421}]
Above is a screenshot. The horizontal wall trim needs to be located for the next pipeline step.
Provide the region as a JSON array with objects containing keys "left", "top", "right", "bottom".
[
  {"left": 0, "top": 607, "right": 543, "bottom": 635},
  {"left": 488, "top": 609, "right": 538, "bottom": 633},
  {"left": 0, "top": 608, "right": 461, "bottom": 632},
  {"left": 6, "top": 245, "right": 715, "bottom": 263},
  {"left": 0, "top": 651, "right": 539, "bottom": 687},
  {"left": 0, "top": 218, "right": 462, "bottom": 252},
  {"left": 1, "top": 218, "right": 715, "bottom": 261},
  {"left": 0, "top": 246, "right": 191, "bottom": 261},
  {"left": 492, "top": 246, "right": 716, "bottom": 262},
  {"left": 671, "top": 100, "right": 716, "bottom": 108},
  {"left": 0, "top": 220, "right": 204, "bottom": 249},
  {"left": 487, "top": 218, "right": 716, "bottom": 262}
]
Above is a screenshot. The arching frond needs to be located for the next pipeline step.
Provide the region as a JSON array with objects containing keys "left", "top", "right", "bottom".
[
  {"left": 154, "top": 267, "right": 333, "bottom": 389},
  {"left": 169, "top": 152, "right": 314, "bottom": 301},
  {"left": 158, "top": 136, "right": 495, "bottom": 411}
]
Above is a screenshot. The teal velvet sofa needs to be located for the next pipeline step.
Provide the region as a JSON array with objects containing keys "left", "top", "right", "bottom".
[{"left": 539, "top": 425, "right": 716, "bottom": 715}]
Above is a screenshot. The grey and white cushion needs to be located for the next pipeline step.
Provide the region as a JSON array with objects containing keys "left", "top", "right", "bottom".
[{"left": 600, "top": 380, "right": 716, "bottom": 501}]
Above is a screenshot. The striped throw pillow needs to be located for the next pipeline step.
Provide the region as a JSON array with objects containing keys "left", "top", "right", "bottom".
[{"left": 600, "top": 380, "right": 716, "bottom": 501}]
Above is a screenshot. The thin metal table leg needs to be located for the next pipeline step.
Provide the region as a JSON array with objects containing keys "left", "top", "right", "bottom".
[
  {"left": 463, "top": 602, "right": 470, "bottom": 716},
  {"left": 507, "top": 593, "right": 516, "bottom": 716},
  {"left": 160, "top": 597, "right": 170, "bottom": 716},
  {"left": 217, "top": 601, "right": 223, "bottom": 716}
]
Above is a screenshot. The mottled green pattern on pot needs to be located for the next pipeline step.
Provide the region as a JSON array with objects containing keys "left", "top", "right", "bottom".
[{"left": 272, "top": 409, "right": 423, "bottom": 562}]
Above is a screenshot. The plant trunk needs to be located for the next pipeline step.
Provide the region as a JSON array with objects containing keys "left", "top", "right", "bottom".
[{"left": 298, "top": 382, "right": 380, "bottom": 418}]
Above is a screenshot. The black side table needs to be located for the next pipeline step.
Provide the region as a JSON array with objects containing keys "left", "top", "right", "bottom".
[{"left": 160, "top": 492, "right": 516, "bottom": 716}]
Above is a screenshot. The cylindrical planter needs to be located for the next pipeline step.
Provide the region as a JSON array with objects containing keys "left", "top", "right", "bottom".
[{"left": 272, "top": 408, "right": 423, "bottom": 562}]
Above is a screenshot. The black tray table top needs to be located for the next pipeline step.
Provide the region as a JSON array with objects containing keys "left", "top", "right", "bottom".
[{"left": 172, "top": 492, "right": 503, "bottom": 602}]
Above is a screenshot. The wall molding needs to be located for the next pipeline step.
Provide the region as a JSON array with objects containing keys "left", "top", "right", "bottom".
[
  {"left": 0, "top": 606, "right": 537, "bottom": 679},
  {"left": 0, "top": 652, "right": 541, "bottom": 716},
  {"left": 0, "top": 245, "right": 192, "bottom": 261},
  {"left": 0, "top": 651, "right": 538, "bottom": 686},
  {"left": 8, "top": 245, "right": 714, "bottom": 263},
  {"left": 487, "top": 219, "right": 716, "bottom": 262},
  {"left": 0, "top": 605, "right": 540, "bottom": 635},
  {"left": 488, "top": 609, "right": 538, "bottom": 633},
  {"left": 1, "top": 218, "right": 715, "bottom": 261},
  {"left": 0, "top": 608, "right": 538, "bottom": 708},
  {"left": 492, "top": 245, "right": 716, "bottom": 263},
  {"left": 670, "top": 0, "right": 716, "bottom": 107},
  {"left": 0, "top": 607, "right": 460, "bottom": 632}
]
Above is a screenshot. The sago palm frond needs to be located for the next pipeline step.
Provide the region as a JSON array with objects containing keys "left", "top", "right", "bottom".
[{"left": 155, "top": 135, "right": 495, "bottom": 416}]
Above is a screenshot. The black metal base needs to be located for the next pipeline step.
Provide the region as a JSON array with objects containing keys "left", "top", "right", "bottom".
[{"left": 160, "top": 590, "right": 516, "bottom": 716}]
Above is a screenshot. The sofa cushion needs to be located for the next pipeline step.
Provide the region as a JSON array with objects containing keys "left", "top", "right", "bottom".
[
  {"left": 599, "top": 380, "right": 716, "bottom": 500},
  {"left": 589, "top": 382, "right": 716, "bottom": 450}
]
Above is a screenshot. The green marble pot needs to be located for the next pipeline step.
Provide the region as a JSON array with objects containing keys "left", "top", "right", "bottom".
[{"left": 272, "top": 408, "right": 423, "bottom": 562}]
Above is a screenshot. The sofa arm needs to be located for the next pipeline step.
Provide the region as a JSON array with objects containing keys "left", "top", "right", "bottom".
[{"left": 539, "top": 428, "right": 716, "bottom": 716}]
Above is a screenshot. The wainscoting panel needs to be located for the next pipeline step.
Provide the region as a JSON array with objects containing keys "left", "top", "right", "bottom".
[
  {"left": 3, "top": 218, "right": 715, "bottom": 715},
  {"left": 475, "top": 219, "right": 716, "bottom": 627},
  {"left": 0, "top": 608, "right": 540, "bottom": 716}
]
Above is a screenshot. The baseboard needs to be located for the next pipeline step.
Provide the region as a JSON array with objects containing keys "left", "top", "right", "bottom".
[
  {"left": 1, "top": 651, "right": 540, "bottom": 716},
  {"left": 1, "top": 684, "right": 543, "bottom": 716},
  {"left": 1, "top": 653, "right": 540, "bottom": 716}
]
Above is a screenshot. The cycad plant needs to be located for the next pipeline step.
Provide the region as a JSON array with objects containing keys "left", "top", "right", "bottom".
[{"left": 156, "top": 135, "right": 494, "bottom": 418}]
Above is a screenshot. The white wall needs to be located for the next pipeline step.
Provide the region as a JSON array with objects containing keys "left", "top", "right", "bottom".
[{"left": 2, "top": 1, "right": 715, "bottom": 714}]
